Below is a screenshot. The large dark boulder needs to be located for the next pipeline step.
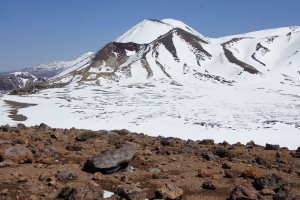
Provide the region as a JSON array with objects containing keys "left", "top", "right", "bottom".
[
  {"left": 253, "top": 174, "right": 290, "bottom": 192},
  {"left": 83, "top": 142, "right": 139, "bottom": 174}
]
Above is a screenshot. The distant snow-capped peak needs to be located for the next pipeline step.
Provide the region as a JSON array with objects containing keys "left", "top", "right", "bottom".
[{"left": 115, "top": 18, "right": 209, "bottom": 44}]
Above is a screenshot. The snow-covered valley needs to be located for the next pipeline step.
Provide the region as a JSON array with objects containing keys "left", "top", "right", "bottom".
[{"left": 1, "top": 77, "right": 299, "bottom": 149}]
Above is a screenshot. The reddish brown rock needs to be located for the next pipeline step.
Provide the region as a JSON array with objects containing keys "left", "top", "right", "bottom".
[
  {"left": 156, "top": 183, "right": 183, "bottom": 200},
  {"left": 4, "top": 145, "right": 34, "bottom": 163},
  {"left": 67, "top": 183, "right": 104, "bottom": 200}
]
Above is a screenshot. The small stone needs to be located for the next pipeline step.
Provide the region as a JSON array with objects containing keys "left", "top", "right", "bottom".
[
  {"left": 120, "top": 175, "right": 129, "bottom": 182},
  {"left": 199, "top": 139, "right": 214, "bottom": 145},
  {"left": 0, "top": 189, "right": 9, "bottom": 195},
  {"left": 197, "top": 169, "right": 211, "bottom": 178},
  {"left": 260, "top": 188, "right": 275, "bottom": 196},
  {"left": 115, "top": 184, "right": 147, "bottom": 200},
  {"left": 56, "top": 169, "right": 78, "bottom": 181},
  {"left": 255, "top": 156, "right": 271, "bottom": 168},
  {"left": 222, "top": 162, "right": 232, "bottom": 169},
  {"left": 147, "top": 167, "right": 161, "bottom": 173},
  {"left": 273, "top": 190, "right": 296, "bottom": 200},
  {"left": 93, "top": 172, "right": 102, "bottom": 180},
  {"left": 28, "top": 195, "right": 39, "bottom": 200},
  {"left": 246, "top": 140, "right": 256, "bottom": 147},
  {"left": 156, "top": 183, "right": 183, "bottom": 200},
  {"left": 153, "top": 174, "right": 170, "bottom": 179},
  {"left": 224, "top": 171, "right": 235, "bottom": 178},
  {"left": 17, "top": 177, "right": 28, "bottom": 183},
  {"left": 0, "top": 160, "right": 16, "bottom": 168},
  {"left": 39, "top": 174, "right": 46, "bottom": 181},
  {"left": 203, "top": 151, "right": 217, "bottom": 161},
  {"left": 143, "top": 149, "right": 153, "bottom": 156},
  {"left": 66, "top": 145, "right": 82, "bottom": 151},
  {"left": 265, "top": 143, "right": 280, "bottom": 150},
  {"left": 207, "top": 164, "right": 214, "bottom": 169},
  {"left": 38, "top": 123, "right": 51, "bottom": 131},
  {"left": 202, "top": 182, "right": 216, "bottom": 190},
  {"left": 50, "top": 132, "right": 63, "bottom": 140},
  {"left": 241, "top": 168, "right": 261, "bottom": 179},
  {"left": 68, "top": 183, "right": 104, "bottom": 200},
  {"left": 47, "top": 176, "right": 57, "bottom": 186}
]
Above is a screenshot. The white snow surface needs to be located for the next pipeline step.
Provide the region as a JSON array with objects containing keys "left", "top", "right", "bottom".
[
  {"left": 116, "top": 18, "right": 208, "bottom": 44},
  {"left": 1, "top": 78, "right": 299, "bottom": 149}
]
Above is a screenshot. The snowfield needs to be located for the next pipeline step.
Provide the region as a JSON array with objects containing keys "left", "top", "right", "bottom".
[{"left": 1, "top": 79, "right": 299, "bottom": 149}]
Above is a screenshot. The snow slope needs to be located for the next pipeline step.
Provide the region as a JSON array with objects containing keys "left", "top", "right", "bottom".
[
  {"left": 24, "top": 52, "right": 94, "bottom": 78},
  {"left": 116, "top": 18, "right": 209, "bottom": 44}
]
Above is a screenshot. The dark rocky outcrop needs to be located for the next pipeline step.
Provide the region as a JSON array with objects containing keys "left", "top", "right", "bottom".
[{"left": 253, "top": 174, "right": 290, "bottom": 192}]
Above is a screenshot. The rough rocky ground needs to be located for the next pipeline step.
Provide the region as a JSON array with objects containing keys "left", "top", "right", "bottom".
[{"left": 0, "top": 124, "right": 299, "bottom": 200}]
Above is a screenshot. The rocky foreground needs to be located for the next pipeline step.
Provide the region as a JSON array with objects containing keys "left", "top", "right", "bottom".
[{"left": 0, "top": 124, "right": 299, "bottom": 200}]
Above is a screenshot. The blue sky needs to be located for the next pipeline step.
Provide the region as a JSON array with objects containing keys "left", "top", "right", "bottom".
[{"left": 0, "top": 0, "right": 299, "bottom": 72}]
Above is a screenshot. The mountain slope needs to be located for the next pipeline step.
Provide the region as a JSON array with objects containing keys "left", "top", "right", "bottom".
[
  {"left": 0, "top": 72, "right": 38, "bottom": 92},
  {"left": 50, "top": 19, "right": 300, "bottom": 87},
  {"left": 23, "top": 52, "right": 94, "bottom": 78}
]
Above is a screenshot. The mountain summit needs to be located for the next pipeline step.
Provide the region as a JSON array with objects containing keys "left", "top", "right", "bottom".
[{"left": 115, "top": 18, "right": 209, "bottom": 44}]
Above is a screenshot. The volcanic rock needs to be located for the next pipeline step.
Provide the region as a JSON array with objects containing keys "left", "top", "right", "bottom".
[
  {"left": 56, "top": 169, "right": 78, "bottom": 181},
  {"left": 83, "top": 142, "right": 139, "bottom": 173},
  {"left": 115, "top": 184, "right": 147, "bottom": 200},
  {"left": 228, "top": 184, "right": 263, "bottom": 200},
  {"left": 265, "top": 143, "right": 280, "bottom": 150},
  {"left": 4, "top": 145, "right": 34, "bottom": 163},
  {"left": 197, "top": 168, "right": 212, "bottom": 178},
  {"left": 199, "top": 139, "right": 214, "bottom": 145},
  {"left": 253, "top": 174, "right": 290, "bottom": 191},
  {"left": 273, "top": 190, "right": 296, "bottom": 200},
  {"left": 156, "top": 183, "right": 183, "bottom": 200},
  {"left": 202, "top": 182, "right": 216, "bottom": 190},
  {"left": 66, "top": 183, "right": 104, "bottom": 200}
]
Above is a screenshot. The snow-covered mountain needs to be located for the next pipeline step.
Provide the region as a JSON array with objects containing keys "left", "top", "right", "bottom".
[
  {"left": 0, "top": 52, "right": 94, "bottom": 92},
  {"left": 22, "top": 52, "right": 94, "bottom": 78},
  {"left": 50, "top": 19, "right": 300, "bottom": 87},
  {"left": 0, "top": 72, "right": 38, "bottom": 92}
]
